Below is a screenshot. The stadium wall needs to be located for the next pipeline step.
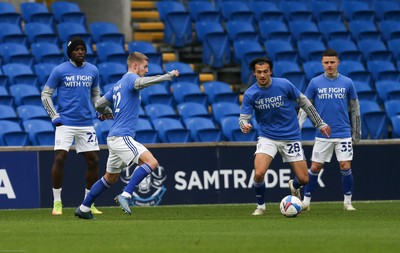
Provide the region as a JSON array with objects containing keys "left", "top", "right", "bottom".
[{"left": 1, "top": 141, "right": 399, "bottom": 209}]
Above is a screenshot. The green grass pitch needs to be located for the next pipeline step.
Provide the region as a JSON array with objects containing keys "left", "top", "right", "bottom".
[{"left": 0, "top": 201, "right": 399, "bottom": 253}]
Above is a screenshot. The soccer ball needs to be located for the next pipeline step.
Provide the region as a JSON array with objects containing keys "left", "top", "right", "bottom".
[{"left": 280, "top": 195, "right": 303, "bottom": 217}]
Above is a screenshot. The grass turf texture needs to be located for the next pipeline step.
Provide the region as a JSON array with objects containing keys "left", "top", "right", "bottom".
[{"left": 0, "top": 201, "right": 399, "bottom": 253}]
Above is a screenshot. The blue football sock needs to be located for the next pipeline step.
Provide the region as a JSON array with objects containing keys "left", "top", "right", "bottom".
[
  {"left": 83, "top": 177, "right": 110, "bottom": 208},
  {"left": 292, "top": 177, "right": 302, "bottom": 189},
  {"left": 341, "top": 169, "right": 353, "bottom": 196},
  {"left": 123, "top": 163, "right": 152, "bottom": 194},
  {"left": 304, "top": 169, "right": 319, "bottom": 198},
  {"left": 253, "top": 181, "right": 266, "bottom": 206}
]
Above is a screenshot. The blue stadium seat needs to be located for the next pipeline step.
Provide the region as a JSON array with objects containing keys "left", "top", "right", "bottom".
[
  {"left": 145, "top": 103, "right": 179, "bottom": 120},
  {"left": 220, "top": 115, "right": 257, "bottom": 142},
  {"left": 318, "top": 21, "right": 351, "bottom": 42},
  {"left": 51, "top": 1, "right": 86, "bottom": 25},
  {"left": 0, "top": 23, "right": 27, "bottom": 47},
  {"left": 194, "top": 20, "right": 224, "bottom": 43},
  {"left": 220, "top": 1, "right": 254, "bottom": 23},
  {"left": 297, "top": 40, "right": 326, "bottom": 62},
  {"left": 353, "top": 81, "right": 378, "bottom": 102},
  {"left": 22, "top": 119, "right": 54, "bottom": 146},
  {"left": 249, "top": 1, "right": 283, "bottom": 22},
  {"left": 388, "top": 39, "right": 400, "bottom": 61},
  {"left": 273, "top": 61, "right": 302, "bottom": 78},
  {"left": 0, "top": 86, "right": 14, "bottom": 106},
  {"left": 96, "top": 41, "right": 128, "bottom": 64},
  {"left": 0, "top": 43, "right": 34, "bottom": 67},
  {"left": 202, "top": 81, "right": 238, "bottom": 104},
  {"left": 348, "top": 20, "right": 381, "bottom": 41},
  {"left": 264, "top": 40, "right": 298, "bottom": 63},
  {"left": 183, "top": 117, "right": 222, "bottom": 142},
  {"left": 302, "top": 61, "right": 324, "bottom": 81},
  {"left": 177, "top": 102, "right": 210, "bottom": 119},
  {"left": 280, "top": 1, "right": 313, "bottom": 22},
  {"left": 171, "top": 82, "right": 208, "bottom": 106},
  {"left": 188, "top": 1, "right": 221, "bottom": 22},
  {"left": 31, "top": 42, "right": 65, "bottom": 65},
  {"left": 128, "top": 41, "right": 162, "bottom": 66},
  {"left": 17, "top": 105, "right": 48, "bottom": 121},
  {"left": 367, "top": 61, "right": 400, "bottom": 82},
  {"left": 135, "top": 118, "right": 159, "bottom": 144},
  {"left": 384, "top": 100, "right": 400, "bottom": 118},
  {"left": 97, "top": 62, "right": 127, "bottom": 84},
  {"left": 288, "top": 20, "right": 322, "bottom": 42},
  {"left": 140, "top": 85, "right": 174, "bottom": 107},
  {"left": 390, "top": 115, "right": 400, "bottom": 138},
  {"left": 151, "top": 117, "right": 191, "bottom": 143},
  {"left": 156, "top": 1, "right": 186, "bottom": 23},
  {"left": 327, "top": 39, "right": 362, "bottom": 61},
  {"left": 258, "top": 20, "right": 291, "bottom": 42},
  {"left": 33, "top": 63, "right": 57, "bottom": 87},
  {"left": 372, "top": 0, "right": 400, "bottom": 21},
  {"left": 20, "top": 2, "right": 54, "bottom": 27},
  {"left": 0, "top": 105, "right": 21, "bottom": 123},
  {"left": 311, "top": 1, "right": 342, "bottom": 22},
  {"left": 164, "top": 62, "right": 199, "bottom": 84},
  {"left": 226, "top": 20, "right": 259, "bottom": 42},
  {"left": 0, "top": 2, "right": 21, "bottom": 26},
  {"left": 202, "top": 31, "right": 231, "bottom": 69},
  {"left": 375, "top": 80, "right": 400, "bottom": 102},
  {"left": 56, "top": 22, "right": 92, "bottom": 45},
  {"left": 233, "top": 40, "right": 264, "bottom": 65},
  {"left": 24, "top": 22, "right": 58, "bottom": 45},
  {"left": 164, "top": 11, "right": 193, "bottom": 48},
  {"left": 9, "top": 84, "right": 41, "bottom": 106},
  {"left": 0, "top": 120, "right": 29, "bottom": 146},
  {"left": 358, "top": 39, "right": 392, "bottom": 62},
  {"left": 90, "top": 22, "right": 125, "bottom": 46},
  {"left": 378, "top": 20, "right": 400, "bottom": 42},
  {"left": 1, "top": 63, "right": 38, "bottom": 86},
  {"left": 359, "top": 100, "right": 388, "bottom": 139},
  {"left": 343, "top": 1, "right": 376, "bottom": 22},
  {"left": 211, "top": 102, "right": 240, "bottom": 125},
  {"left": 338, "top": 60, "right": 372, "bottom": 85}
]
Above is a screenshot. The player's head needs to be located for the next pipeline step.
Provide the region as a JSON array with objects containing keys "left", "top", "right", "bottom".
[
  {"left": 127, "top": 52, "right": 149, "bottom": 77},
  {"left": 250, "top": 57, "right": 273, "bottom": 86},
  {"left": 67, "top": 37, "right": 86, "bottom": 64},
  {"left": 321, "top": 49, "right": 339, "bottom": 77}
]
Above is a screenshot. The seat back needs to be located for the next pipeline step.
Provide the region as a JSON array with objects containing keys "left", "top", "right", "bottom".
[{"left": 220, "top": 116, "right": 257, "bottom": 142}]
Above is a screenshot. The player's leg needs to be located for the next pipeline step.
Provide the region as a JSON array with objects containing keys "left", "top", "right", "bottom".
[
  {"left": 252, "top": 153, "right": 272, "bottom": 215},
  {"left": 51, "top": 150, "right": 68, "bottom": 215},
  {"left": 76, "top": 127, "right": 102, "bottom": 214},
  {"left": 302, "top": 140, "right": 334, "bottom": 209},
  {"left": 75, "top": 143, "right": 124, "bottom": 219},
  {"left": 335, "top": 138, "right": 356, "bottom": 210},
  {"left": 51, "top": 126, "right": 74, "bottom": 215},
  {"left": 302, "top": 162, "right": 323, "bottom": 210},
  {"left": 251, "top": 137, "right": 276, "bottom": 215}
]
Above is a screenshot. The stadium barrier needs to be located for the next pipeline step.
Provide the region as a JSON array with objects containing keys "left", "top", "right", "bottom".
[{"left": 1, "top": 140, "right": 400, "bottom": 209}]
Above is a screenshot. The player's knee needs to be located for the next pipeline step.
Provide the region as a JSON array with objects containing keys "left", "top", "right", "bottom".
[
  {"left": 254, "top": 172, "right": 265, "bottom": 183},
  {"left": 146, "top": 158, "right": 159, "bottom": 171}
]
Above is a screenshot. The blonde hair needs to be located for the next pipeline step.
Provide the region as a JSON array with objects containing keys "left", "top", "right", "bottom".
[{"left": 127, "top": 52, "right": 148, "bottom": 66}]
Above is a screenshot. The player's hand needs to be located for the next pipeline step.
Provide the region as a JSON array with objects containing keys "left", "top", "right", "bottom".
[
  {"left": 320, "top": 125, "right": 331, "bottom": 137},
  {"left": 96, "top": 112, "right": 113, "bottom": 121},
  {"left": 52, "top": 117, "right": 63, "bottom": 127},
  {"left": 169, "top": 70, "right": 179, "bottom": 77},
  {"left": 241, "top": 123, "right": 253, "bottom": 134}
]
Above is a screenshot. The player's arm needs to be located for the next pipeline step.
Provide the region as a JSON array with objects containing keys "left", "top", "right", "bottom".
[
  {"left": 239, "top": 114, "right": 252, "bottom": 133},
  {"left": 297, "top": 93, "right": 331, "bottom": 137},
  {"left": 91, "top": 86, "right": 113, "bottom": 119},
  {"left": 134, "top": 70, "right": 179, "bottom": 90},
  {"left": 95, "top": 95, "right": 113, "bottom": 116},
  {"left": 41, "top": 85, "right": 62, "bottom": 126},
  {"left": 297, "top": 98, "right": 314, "bottom": 129},
  {"left": 349, "top": 98, "right": 361, "bottom": 142}
]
